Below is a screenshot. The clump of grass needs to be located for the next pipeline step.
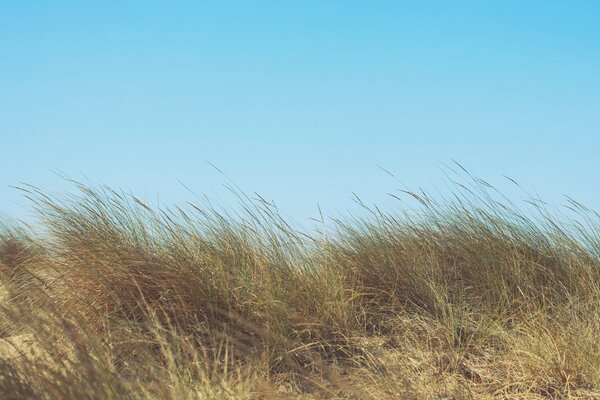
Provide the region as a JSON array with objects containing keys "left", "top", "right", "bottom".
[{"left": 1, "top": 170, "right": 600, "bottom": 399}]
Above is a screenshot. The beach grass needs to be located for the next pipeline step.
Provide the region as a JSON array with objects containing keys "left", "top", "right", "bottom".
[{"left": 1, "top": 173, "right": 600, "bottom": 399}]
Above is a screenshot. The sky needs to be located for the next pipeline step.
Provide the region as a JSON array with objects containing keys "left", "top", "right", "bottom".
[{"left": 1, "top": 1, "right": 599, "bottom": 226}]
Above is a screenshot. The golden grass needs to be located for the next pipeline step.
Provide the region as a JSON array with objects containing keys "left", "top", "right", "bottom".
[{"left": 1, "top": 173, "right": 600, "bottom": 399}]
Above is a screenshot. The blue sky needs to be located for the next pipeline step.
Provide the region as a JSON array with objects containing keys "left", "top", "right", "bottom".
[{"left": 1, "top": 1, "right": 599, "bottom": 224}]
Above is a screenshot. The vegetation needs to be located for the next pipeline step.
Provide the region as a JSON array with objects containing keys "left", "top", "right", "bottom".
[{"left": 1, "top": 172, "right": 600, "bottom": 399}]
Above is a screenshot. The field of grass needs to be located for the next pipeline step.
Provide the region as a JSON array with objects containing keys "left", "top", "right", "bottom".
[{"left": 1, "top": 173, "right": 600, "bottom": 399}]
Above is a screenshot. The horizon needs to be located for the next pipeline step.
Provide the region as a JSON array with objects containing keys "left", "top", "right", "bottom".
[{"left": 2, "top": 1, "right": 599, "bottom": 225}]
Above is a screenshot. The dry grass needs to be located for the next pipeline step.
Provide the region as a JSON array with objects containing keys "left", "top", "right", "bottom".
[{"left": 1, "top": 172, "right": 600, "bottom": 399}]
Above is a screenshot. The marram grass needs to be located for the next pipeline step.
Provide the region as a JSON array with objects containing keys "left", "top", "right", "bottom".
[{"left": 1, "top": 175, "right": 600, "bottom": 399}]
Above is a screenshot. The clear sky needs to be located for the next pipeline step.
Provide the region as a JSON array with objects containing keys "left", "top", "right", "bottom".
[{"left": 1, "top": 1, "right": 599, "bottom": 225}]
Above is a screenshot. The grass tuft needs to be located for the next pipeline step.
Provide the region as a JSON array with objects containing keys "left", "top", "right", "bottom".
[{"left": 1, "top": 174, "right": 600, "bottom": 398}]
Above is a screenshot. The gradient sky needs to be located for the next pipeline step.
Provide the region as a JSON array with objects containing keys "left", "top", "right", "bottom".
[{"left": 1, "top": 1, "right": 599, "bottom": 225}]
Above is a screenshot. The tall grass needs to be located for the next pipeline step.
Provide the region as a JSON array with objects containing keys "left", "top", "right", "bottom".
[{"left": 1, "top": 173, "right": 600, "bottom": 399}]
